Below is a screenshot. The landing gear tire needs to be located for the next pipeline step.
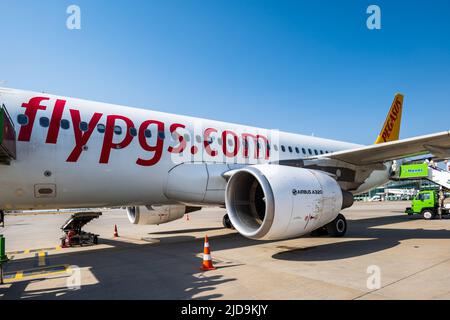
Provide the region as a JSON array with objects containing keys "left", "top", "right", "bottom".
[
  {"left": 222, "top": 214, "right": 234, "bottom": 229},
  {"left": 326, "top": 213, "right": 347, "bottom": 237},
  {"left": 422, "top": 210, "right": 435, "bottom": 220}
]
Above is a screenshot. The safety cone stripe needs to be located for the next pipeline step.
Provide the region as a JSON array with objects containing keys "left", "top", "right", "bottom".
[
  {"left": 200, "top": 235, "right": 216, "bottom": 270},
  {"left": 203, "top": 254, "right": 211, "bottom": 261}
]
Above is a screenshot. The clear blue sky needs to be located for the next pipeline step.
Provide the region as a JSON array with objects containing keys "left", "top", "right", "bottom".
[{"left": 1, "top": 0, "right": 449, "bottom": 144}]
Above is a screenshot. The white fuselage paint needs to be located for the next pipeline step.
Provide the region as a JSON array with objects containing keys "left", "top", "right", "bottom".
[{"left": 0, "top": 88, "right": 388, "bottom": 210}]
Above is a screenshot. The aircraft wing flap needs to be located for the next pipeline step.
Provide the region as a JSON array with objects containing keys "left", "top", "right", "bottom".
[{"left": 315, "top": 131, "right": 450, "bottom": 165}]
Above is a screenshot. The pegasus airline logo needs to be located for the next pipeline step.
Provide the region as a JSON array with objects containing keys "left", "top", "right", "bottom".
[
  {"left": 17, "top": 96, "right": 271, "bottom": 166},
  {"left": 374, "top": 93, "right": 404, "bottom": 144}
]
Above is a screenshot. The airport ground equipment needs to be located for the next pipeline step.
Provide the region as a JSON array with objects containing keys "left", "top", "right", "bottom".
[
  {"left": 405, "top": 189, "right": 450, "bottom": 220},
  {"left": 61, "top": 212, "right": 101, "bottom": 247},
  {"left": 0, "top": 104, "right": 16, "bottom": 165},
  {"left": 393, "top": 163, "right": 450, "bottom": 219},
  {"left": 395, "top": 163, "right": 450, "bottom": 189},
  {"left": 0, "top": 235, "right": 8, "bottom": 284}
]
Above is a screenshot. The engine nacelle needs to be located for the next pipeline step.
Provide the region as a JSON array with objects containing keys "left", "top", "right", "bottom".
[
  {"left": 225, "top": 164, "right": 353, "bottom": 240},
  {"left": 126, "top": 205, "right": 190, "bottom": 225}
]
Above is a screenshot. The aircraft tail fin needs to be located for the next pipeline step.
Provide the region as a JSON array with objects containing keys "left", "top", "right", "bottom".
[{"left": 374, "top": 93, "right": 404, "bottom": 144}]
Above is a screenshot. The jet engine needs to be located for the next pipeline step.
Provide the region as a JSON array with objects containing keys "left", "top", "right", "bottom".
[
  {"left": 126, "top": 205, "right": 200, "bottom": 225},
  {"left": 225, "top": 164, "right": 353, "bottom": 240}
]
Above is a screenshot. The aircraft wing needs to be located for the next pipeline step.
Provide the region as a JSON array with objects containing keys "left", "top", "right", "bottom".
[{"left": 314, "top": 131, "right": 450, "bottom": 166}]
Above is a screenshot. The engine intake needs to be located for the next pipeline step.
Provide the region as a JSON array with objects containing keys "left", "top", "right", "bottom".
[
  {"left": 126, "top": 205, "right": 200, "bottom": 225},
  {"left": 225, "top": 165, "right": 352, "bottom": 240}
]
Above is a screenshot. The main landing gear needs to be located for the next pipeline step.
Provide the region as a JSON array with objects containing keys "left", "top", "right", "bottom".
[{"left": 311, "top": 213, "right": 347, "bottom": 237}]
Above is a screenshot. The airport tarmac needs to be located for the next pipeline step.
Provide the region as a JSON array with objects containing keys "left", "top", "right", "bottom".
[{"left": 1, "top": 201, "right": 450, "bottom": 300}]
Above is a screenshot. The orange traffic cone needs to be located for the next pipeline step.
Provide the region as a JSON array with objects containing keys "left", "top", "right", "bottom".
[
  {"left": 114, "top": 224, "right": 119, "bottom": 237},
  {"left": 201, "top": 235, "right": 216, "bottom": 271}
]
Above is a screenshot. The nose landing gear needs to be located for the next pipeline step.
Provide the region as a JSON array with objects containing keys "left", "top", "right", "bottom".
[
  {"left": 222, "top": 214, "right": 234, "bottom": 229},
  {"left": 310, "top": 213, "right": 347, "bottom": 237},
  {"left": 325, "top": 213, "right": 347, "bottom": 237}
]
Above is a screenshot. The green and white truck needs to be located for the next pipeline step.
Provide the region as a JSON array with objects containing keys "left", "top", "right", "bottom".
[
  {"left": 405, "top": 189, "right": 450, "bottom": 220},
  {"left": 394, "top": 163, "right": 450, "bottom": 220}
]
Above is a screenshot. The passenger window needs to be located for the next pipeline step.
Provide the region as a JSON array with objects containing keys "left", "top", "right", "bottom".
[
  {"left": 314, "top": 149, "right": 318, "bottom": 155},
  {"left": 267, "top": 143, "right": 271, "bottom": 151},
  {"left": 288, "top": 146, "right": 293, "bottom": 153},
  {"left": 61, "top": 119, "right": 70, "bottom": 130},
  {"left": 423, "top": 194, "right": 431, "bottom": 200},
  {"left": 97, "top": 124, "right": 105, "bottom": 133},
  {"left": 217, "top": 138, "right": 222, "bottom": 145},
  {"left": 320, "top": 150, "right": 324, "bottom": 154},
  {"left": 228, "top": 139, "right": 234, "bottom": 146},
  {"left": 281, "top": 145, "right": 286, "bottom": 152},
  {"left": 308, "top": 149, "right": 312, "bottom": 155},
  {"left": 144, "top": 129, "right": 152, "bottom": 138},
  {"left": 114, "top": 126, "right": 122, "bottom": 135},
  {"left": 80, "top": 122, "right": 89, "bottom": 132},
  {"left": 39, "top": 117, "right": 50, "bottom": 128},
  {"left": 302, "top": 148, "right": 306, "bottom": 154},
  {"left": 295, "top": 147, "right": 299, "bottom": 154},
  {"left": 196, "top": 135, "right": 202, "bottom": 143},
  {"left": 17, "top": 114, "right": 29, "bottom": 125},
  {"left": 158, "top": 131, "right": 165, "bottom": 139},
  {"left": 129, "top": 127, "right": 137, "bottom": 137},
  {"left": 184, "top": 134, "right": 190, "bottom": 142},
  {"left": 273, "top": 144, "right": 278, "bottom": 151}
]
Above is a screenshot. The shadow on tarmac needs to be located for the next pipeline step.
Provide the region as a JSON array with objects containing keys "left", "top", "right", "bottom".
[
  {"left": 148, "top": 227, "right": 224, "bottom": 235},
  {"left": 273, "top": 214, "right": 450, "bottom": 261},
  {"left": 2, "top": 214, "right": 450, "bottom": 299}
]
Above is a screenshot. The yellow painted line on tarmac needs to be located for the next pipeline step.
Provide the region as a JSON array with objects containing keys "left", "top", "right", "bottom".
[
  {"left": 7, "top": 245, "right": 63, "bottom": 255},
  {"left": 3, "top": 264, "right": 70, "bottom": 283},
  {"left": 38, "top": 251, "right": 46, "bottom": 267}
]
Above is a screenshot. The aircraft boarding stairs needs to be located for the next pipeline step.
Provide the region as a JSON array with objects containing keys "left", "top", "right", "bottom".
[
  {"left": 393, "top": 163, "right": 450, "bottom": 190},
  {"left": 0, "top": 103, "right": 16, "bottom": 165}
]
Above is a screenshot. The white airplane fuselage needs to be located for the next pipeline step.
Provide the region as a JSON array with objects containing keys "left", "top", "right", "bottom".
[{"left": 0, "top": 88, "right": 389, "bottom": 210}]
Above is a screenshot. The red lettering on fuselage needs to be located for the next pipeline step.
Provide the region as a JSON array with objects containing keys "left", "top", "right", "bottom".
[
  {"left": 19, "top": 96, "right": 272, "bottom": 166},
  {"left": 222, "top": 130, "right": 239, "bottom": 157},
  {"left": 100, "top": 115, "right": 135, "bottom": 164},
  {"left": 46, "top": 99, "right": 66, "bottom": 144},
  {"left": 168, "top": 123, "right": 186, "bottom": 154},
  {"left": 136, "top": 120, "right": 165, "bottom": 166},
  {"left": 66, "top": 109, "right": 103, "bottom": 162},
  {"left": 242, "top": 133, "right": 269, "bottom": 160},
  {"left": 18, "top": 97, "right": 49, "bottom": 142},
  {"left": 204, "top": 128, "right": 218, "bottom": 157}
]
